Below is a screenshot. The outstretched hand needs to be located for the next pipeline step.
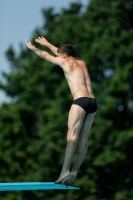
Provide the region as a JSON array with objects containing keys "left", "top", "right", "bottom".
[
  {"left": 35, "top": 36, "right": 49, "bottom": 46},
  {"left": 26, "top": 41, "right": 36, "bottom": 50}
]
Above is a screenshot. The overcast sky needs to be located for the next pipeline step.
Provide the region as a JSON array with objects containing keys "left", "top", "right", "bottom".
[{"left": 0, "top": 0, "right": 88, "bottom": 104}]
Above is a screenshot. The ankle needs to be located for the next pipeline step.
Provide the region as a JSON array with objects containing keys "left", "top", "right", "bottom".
[
  {"left": 62, "top": 166, "right": 70, "bottom": 171},
  {"left": 71, "top": 170, "right": 78, "bottom": 176},
  {"left": 61, "top": 168, "right": 70, "bottom": 174}
]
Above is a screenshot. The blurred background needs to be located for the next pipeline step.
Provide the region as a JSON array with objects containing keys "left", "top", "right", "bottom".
[
  {"left": 0, "top": 0, "right": 87, "bottom": 104},
  {"left": 0, "top": 0, "right": 133, "bottom": 200}
]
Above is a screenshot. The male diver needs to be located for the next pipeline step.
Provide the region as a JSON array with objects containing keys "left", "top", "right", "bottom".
[{"left": 26, "top": 37, "right": 97, "bottom": 185}]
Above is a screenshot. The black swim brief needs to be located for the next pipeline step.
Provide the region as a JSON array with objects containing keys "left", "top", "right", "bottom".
[{"left": 73, "top": 97, "right": 97, "bottom": 114}]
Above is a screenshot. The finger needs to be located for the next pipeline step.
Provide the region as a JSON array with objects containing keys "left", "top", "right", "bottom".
[
  {"left": 26, "top": 41, "right": 30, "bottom": 46},
  {"left": 41, "top": 36, "right": 44, "bottom": 39},
  {"left": 26, "top": 40, "right": 30, "bottom": 44},
  {"left": 35, "top": 40, "right": 40, "bottom": 43}
]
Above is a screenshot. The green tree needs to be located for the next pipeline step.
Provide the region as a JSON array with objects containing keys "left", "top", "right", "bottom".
[{"left": 0, "top": 0, "right": 133, "bottom": 200}]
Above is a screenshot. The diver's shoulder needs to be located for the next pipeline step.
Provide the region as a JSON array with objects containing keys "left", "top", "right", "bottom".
[{"left": 75, "top": 58, "right": 86, "bottom": 66}]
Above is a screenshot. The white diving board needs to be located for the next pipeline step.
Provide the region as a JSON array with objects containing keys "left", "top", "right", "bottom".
[{"left": 0, "top": 182, "right": 80, "bottom": 191}]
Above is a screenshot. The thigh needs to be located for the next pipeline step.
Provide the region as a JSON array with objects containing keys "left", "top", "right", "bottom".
[
  {"left": 79, "top": 112, "right": 96, "bottom": 140},
  {"left": 67, "top": 104, "right": 86, "bottom": 137}
]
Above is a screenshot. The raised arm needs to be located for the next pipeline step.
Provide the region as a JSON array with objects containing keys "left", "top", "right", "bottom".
[
  {"left": 26, "top": 41, "right": 63, "bottom": 66},
  {"left": 35, "top": 36, "right": 58, "bottom": 56}
]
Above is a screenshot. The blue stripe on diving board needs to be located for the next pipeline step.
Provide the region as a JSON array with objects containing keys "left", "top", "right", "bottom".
[{"left": 0, "top": 182, "right": 80, "bottom": 191}]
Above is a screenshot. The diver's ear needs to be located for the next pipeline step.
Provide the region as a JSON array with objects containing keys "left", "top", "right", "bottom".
[{"left": 62, "top": 54, "right": 67, "bottom": 58}]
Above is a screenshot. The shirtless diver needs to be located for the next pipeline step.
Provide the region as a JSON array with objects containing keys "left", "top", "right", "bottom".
[{"left": 26, "top": 37, "right": 97, "bottom": 186}]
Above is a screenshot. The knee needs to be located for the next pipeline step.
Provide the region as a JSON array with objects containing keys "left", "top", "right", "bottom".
[
  {"left": 79, "top": 138, "right": 88, "bottom": 147},
  {"left": 67, "top": 130, "right": 78, "bottom": 143},
  {"left": 77, "top": 149, "right": 87, "bottom": 155},
  {"left": 78, "top": 139, "right": 88, "bottom": 152}
]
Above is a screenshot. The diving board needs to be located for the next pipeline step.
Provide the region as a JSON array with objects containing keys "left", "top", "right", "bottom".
[{"left": 0, "top": 182, "right": 80, "bottom": 191}]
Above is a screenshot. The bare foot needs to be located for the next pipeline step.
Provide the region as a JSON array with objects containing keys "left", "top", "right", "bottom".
[
  {"left": 62, "top": 172, "right": 77, "bottom": 186},
  {"left": 55, "top": 170, "right": 70, "bottom": 184}
]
